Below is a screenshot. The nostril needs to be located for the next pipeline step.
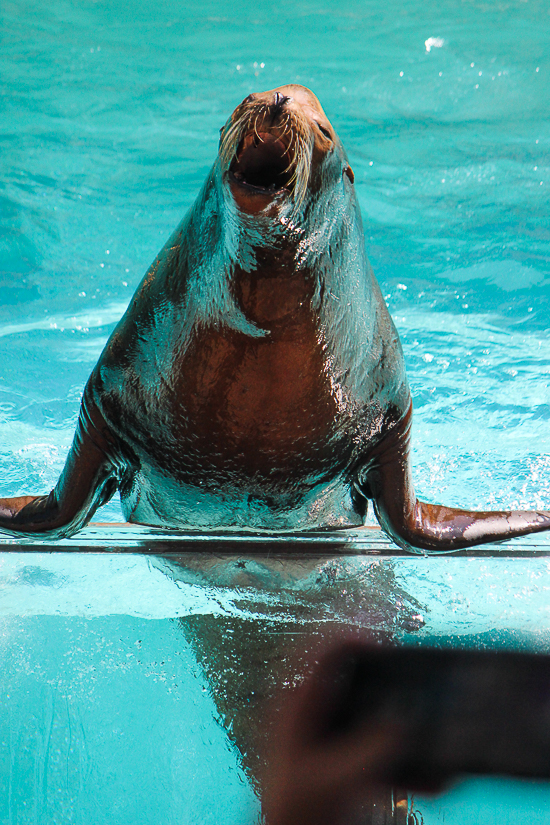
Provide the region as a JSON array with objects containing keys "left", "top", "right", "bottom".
[{"left": 273, "top": 92, "right": 289, "bottom": 108}]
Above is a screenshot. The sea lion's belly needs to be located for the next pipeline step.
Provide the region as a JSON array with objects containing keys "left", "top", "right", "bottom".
[
  {"left": 154, "top": 325, "right": 351, "bottom": 486},
  {"left": 113, "top": 320, "right": 364, "bottom": 530}
]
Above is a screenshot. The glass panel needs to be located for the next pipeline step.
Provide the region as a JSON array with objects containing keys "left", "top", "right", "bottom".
[{"left": 2, "top": 528, "right": 550, "bottom": 822}]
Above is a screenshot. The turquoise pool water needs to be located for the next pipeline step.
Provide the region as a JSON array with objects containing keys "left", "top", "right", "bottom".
[
  {"left": 1, "top": 0, "right": 549, "bottom": 521},
  {"left": 1, "top": 0, "right": 550, "bottom": 822}
]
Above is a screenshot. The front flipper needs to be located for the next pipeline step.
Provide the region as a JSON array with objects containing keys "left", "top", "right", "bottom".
[
  {"left": 363, "top": 404, "right": 550, "bottom": 553},
  {"left": 0, "top": 394, "right": 120, "bottom": 540}
]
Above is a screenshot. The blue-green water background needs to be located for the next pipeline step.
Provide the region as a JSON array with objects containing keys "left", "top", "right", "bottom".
[
  {"left": 1, "top": 1, "right": 550, "bottom": 823},
  {"left": 1, "top": 0, "right": 549, "bottom": 521}
]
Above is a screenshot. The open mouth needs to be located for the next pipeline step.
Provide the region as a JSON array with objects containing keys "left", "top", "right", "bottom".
[{"left": 229, "top": 131, "right": 293, "bottom": 195}]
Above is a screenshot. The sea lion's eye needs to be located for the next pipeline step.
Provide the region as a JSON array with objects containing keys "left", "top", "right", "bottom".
[
  {"left": 344, "top": 166, "right": 355, "bottom": 184},
  {"left": 317, "top": 123, "right": 332, "bottom": 140}
]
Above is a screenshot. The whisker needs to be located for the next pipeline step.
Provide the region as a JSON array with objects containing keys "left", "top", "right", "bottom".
[
  {"left": 219, "top": 101, "right": 313, "bottom": 214},
  {"left": 219, "top": 111, "right": 251, "bottom": 166},
  {"left": 278, "top": 114, "right": 291, "bottom": 150}
]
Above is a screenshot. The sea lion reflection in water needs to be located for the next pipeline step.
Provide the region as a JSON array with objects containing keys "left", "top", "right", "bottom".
[{"left": 1, "top": 84, "right": 549, "bottom": 552}]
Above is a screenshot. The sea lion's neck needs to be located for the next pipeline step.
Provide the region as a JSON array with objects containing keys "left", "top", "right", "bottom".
[{"left": 232, "top": 249, "right": 315, "bottom": 330}]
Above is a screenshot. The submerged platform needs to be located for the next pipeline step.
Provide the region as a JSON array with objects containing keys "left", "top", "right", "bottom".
[{"left": 2, "top": 522, "right": 550, "bottom": 555}]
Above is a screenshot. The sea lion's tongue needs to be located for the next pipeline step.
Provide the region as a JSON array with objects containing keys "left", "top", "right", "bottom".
[{"left": 232, "top": 132, "right": 291, "bottom": 191}]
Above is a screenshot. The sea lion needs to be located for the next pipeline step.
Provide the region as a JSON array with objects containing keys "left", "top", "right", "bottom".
[{"left": 1, "top": 84, "right": 549, "bottom": 552}]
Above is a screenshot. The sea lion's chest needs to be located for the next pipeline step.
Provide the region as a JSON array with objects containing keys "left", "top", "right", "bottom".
[
  {"left": 100, "top": 268, "right": 351, "bottom": 490},
  {"left": 172, "top": 321, "right": 338, "bottom": 476}
]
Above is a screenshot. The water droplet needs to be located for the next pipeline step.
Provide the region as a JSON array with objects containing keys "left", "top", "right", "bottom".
[
  {"left": 403, "top": 614, "right": 425, "bottom": 632},
  {"left": 425, "top": 37, "right": 444, "bottom": 53}
]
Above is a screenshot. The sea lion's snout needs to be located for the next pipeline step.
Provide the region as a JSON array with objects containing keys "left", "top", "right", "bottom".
[
  {"left": 220, "top": 85, "right": 326, "bottom": 214},
  {"left": 224, "top": 91, "right": 296, "bottom": 206}
]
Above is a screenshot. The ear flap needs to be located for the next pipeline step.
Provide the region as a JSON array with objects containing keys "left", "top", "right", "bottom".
[{"left": 344, "top": 165, "right": 355, "bottom": 184}]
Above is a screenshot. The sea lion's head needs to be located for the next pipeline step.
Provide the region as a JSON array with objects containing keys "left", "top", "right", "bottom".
[
  {"left": 219, "top": 84, "right": 354, "bottom": 219},
  {"left": 184, "top": 85, "right": 364, "bottom": 335}
]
